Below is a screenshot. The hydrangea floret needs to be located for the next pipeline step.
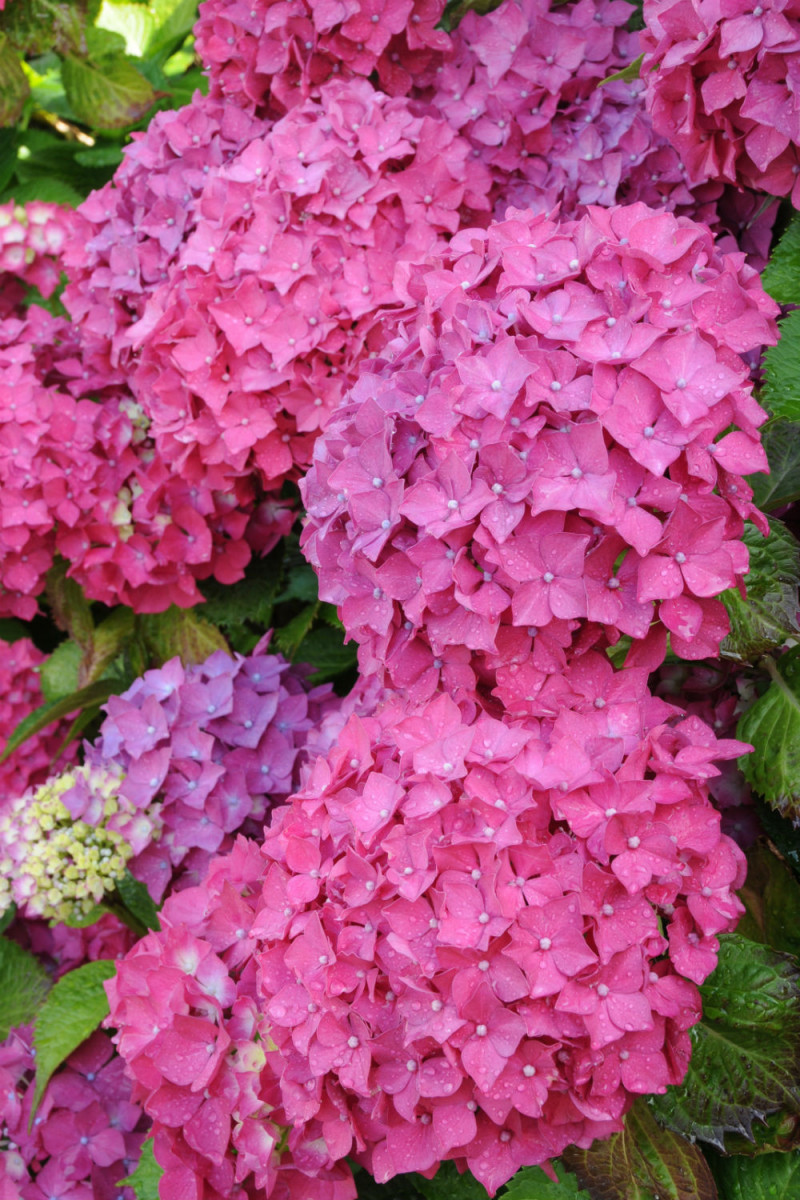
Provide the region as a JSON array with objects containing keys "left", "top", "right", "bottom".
[
  {"left": 640, "top": 0, "right": 800, "bottom": 203},
  {"left": 301, "top": 201, "right": 778, "bottom": 702},
  {"left": 107, "top": 679, "right": 747, "bottom": 1197},
  {"left": 0, "top": 764, "right": 134, "bottom": 923}
]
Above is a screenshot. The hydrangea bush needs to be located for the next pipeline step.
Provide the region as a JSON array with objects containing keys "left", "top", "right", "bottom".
[{"left": 2, "top": 3, "right": 800, "bottom": 1200}]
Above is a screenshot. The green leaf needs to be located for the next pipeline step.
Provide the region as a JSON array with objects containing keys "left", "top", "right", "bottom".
[
  {"left": 412, "top": 1162, "right": 490, "bottom": 1200},
  {"left": 750, "top": 419, "right": 800, "bottom": 513},
  {"left": 598, "top": 52, "right": 644, "bottom": 86},
  {"left": 295, "top": 626, "right": 357, "bottom": 682},
  {"left": 0, "top": 677, "right": 126, "bottom": 763},
  {"left": 74, "top": 143, "right": 124, "bottom": 168},
  {"left": 97, "top": 0, "right": 155, "bottom": 57},
  {"left": 738, "top": 840, "right": 800, "bottom": 959},
  {"left": 40, "top": 640, "right": 82, "bottom": 701},
  {"left": 147, "top": 0, "right": 197, "bottom": 62},
  {"left": 63, "top": 902, "right": 112, "bottom": 928},
  {"left": 32, "top": 959, "right": 117, "bottom": 1114},
  {"left": 763, "top": 212, "right": 800, "bottom": 305},
  {"left": 503, "top": 1161, "right": 590, "bottom": 1200},
  {"left": 118, "top": 1137, "right": 163, "bottom": 1200},
  {"left": 762, "top": 310, "right": 800, "bottom": 423},
  {"left": 651, "top": 934, "right": 800, "bottom": 1147},
  {"left": 721, "top": 519, "right": 800, "bottom": 661},
  {"left": 62, "top": 50, "right": 157, "bottom": 130},
  {"left": 45, "top": 560, "right": 94, "bottom": 648},
  {"left": 199, "top": 550, "right": 284, "bottom": 653},
  {"left": 139, "top": 606, "right": 230, "bottom": 667},
  {"left": 711, "top": 1149, "right": 800, "bottom": 1200},
  {"left": 0, "top": 33, "right": 30, "bottom": 125},
  {"left": 79, "top": 607, "right": 136, "bottom": 687},
  {"left": 737, "top": 648, "right": 800, "bottom": 822},
  {"left": 0, "top": 0, "right": 86, "bottom": 57},
  {"left": 0, "top": 903, "right": 16, "bottom": 935},
  {"left": 274, "top": 601, "right": 319, "bottom": 661},
  {"left": 115, "top": 870, "right": 160, "bottom": 931},
  {"left": 2, "top": 177, "right": 84, "bottom": 206},
  {"left": 0, "top": 936, "right": 51, "bottom": 1040},
  {"left": 563, "top": 1100, "right": 715, "bottom": 1200},
  {"left": 277, "top": 561, "right": 320, "bottom": 605}
]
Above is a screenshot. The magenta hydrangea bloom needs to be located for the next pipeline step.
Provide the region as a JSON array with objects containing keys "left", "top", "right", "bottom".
[
  {"left": 84, "top": 640, "right": 340, "bottom": 901},
  {"left": 108, "top": 683, "right": 746, "bottom": 1196},
  {"left": 429, "top": 0, "right": 716, "bottom": 223},
  {"left": 0, "top": 1027, "right": 147, "bottom": 1200},
  {"left": 0, "top": 639, "right": 77, "bottom": 806},
  {"left": 302, "top": 202, "right": 778, "bottom": 701},
  {"left": 194, "top": 0, "right": 451, "bottom": 117},
  {"left": 121, "top": 78, "right": 490, "bottom": 498},
  {"left": 641, "top": 0, "right": 800, "bottom": 203}
]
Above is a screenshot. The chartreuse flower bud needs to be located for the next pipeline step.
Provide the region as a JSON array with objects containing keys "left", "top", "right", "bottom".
[{"left": 0, "top": 765, "right": 132, "bottom": 923}]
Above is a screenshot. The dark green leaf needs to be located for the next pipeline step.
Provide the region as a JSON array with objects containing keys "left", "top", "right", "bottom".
[
  {"left": 502, "top": 1161, "right": 590, "bottom": 1200},
  {"left": 412, "top": 1162, "right": 490, "bottom": 1200},
  {"left": 118, "top": 1137, "right": 163, "bottom": 1200},
  {"left": 62, "top": 51, "right": 157, "bottom": 130},
  {"left": 738, "top": 840, "right": 800, "bottom": 959},
  {"left": 0, "top": 677, "right": 126, "bottom": 763},
  {"left": 0, "top": 127, "right": 19, "bottom": 193},
  {"left": 763, "top": 212, "right": 800, "bottom": 305},
  {"left": 0, "top": 34, "right": 30, "bottom": 125},
  {"left": 0, "top": 936, "right": 51, "bottom": 1040},
  {"left": 598, "top": 52, "right": 644, "bottom": 86},
  {"left": 199, "top": 550, "right": 284, "bottom": 652},
  {"left": 737, "top": 648, "right": 800, "bottom": 822},
  {"left": 651, "top": 934, "right": 800, "bottom": 1147},
  {"left": 721, "top": 520, "right": 800, "bottom": 661},
  {"left": 295, "top": 626, "right": 357, "bottom": 682},
  {"left": 74, "top": 143, "right": 124, "bottom": 168},
  {"left": 756, "top": 797, "right": 800, "bottom": 879},
  {"left": 762, "top": 310, "right": 800, "bottom": 423},
  {"left": 274, "top": 602, "right": 319, "bottom": 661},
  {"left": 139, "top": 606, "right": 229, "bottom": 666},
  {"left": 711, "top": 1149, "right": 800, "bottom": 1200},
  {"left": 354, "top": 1168, "right": 425, "bottom": 1200},
  {"left": 277, "top": 561, "right": 320, "bottom": 604},
  {"left": 115, "top": 870, "right": 160, "bottom": 932},
  {"left": 40, "top": 640, "right": 82, "bottom": 702},
  {"left": 752, "top": 418, "right": 800, "bottom": 513},
  {"left": 564, "top": 1100, "right": 716, "bottom": 1200},
  {"left": 33, "top": 959, "right": 117, "bottom": 1114},
  {"left": 0, "top": 618, "right": 26, "bottom": 643},
  {"left": 719, "top": 1109, "right": 800, "bottom": 1157}
]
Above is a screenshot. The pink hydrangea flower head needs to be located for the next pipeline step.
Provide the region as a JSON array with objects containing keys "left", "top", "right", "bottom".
[
  {"left": 123, "top": 78, "right": 491, "bottom": 498},
  {"left": 302, "top": 202, "right": 778, "bottom": 704},
  {"left": 194, "top": 0, "right": 451, "bottom": 116},
  {"left": 0, "top": 202, "right": 78, "bottom": 319},
  {"left": 641, "top": 0, "right": 800, "bottom": 202},
  {"left": 108, "top": 683, "right": 745, "bottom": 1195}
]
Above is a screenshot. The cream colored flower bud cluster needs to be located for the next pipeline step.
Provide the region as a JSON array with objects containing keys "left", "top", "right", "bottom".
[{"left": 0, "top": 765, "right": 132, "bottom": 923}]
